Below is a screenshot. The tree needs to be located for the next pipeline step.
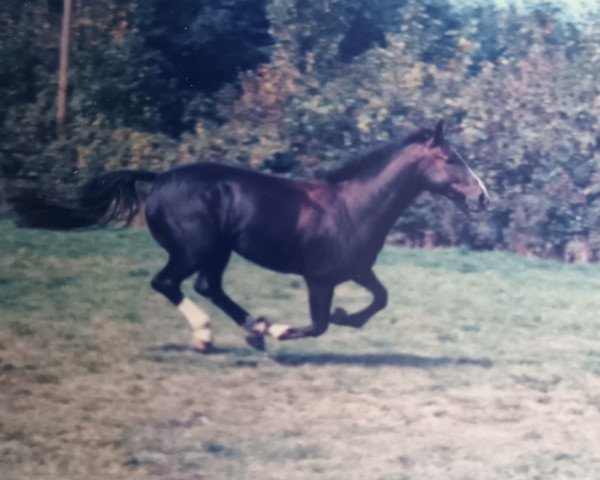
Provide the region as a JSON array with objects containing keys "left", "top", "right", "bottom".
[{"left": 55, "top": 0, "right": 72, "bottom": 134}]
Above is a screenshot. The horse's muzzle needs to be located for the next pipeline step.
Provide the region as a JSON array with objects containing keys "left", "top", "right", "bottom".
[{"left": 463, "top": 191, "right": 489, "bottom": 213}]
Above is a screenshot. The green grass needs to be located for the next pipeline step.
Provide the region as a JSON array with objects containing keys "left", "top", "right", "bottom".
[
  {"left": 2, "top": 216, "right": 600, "bottom": 354},
  {"left": 2, "top": 214, "right": 599, "bottom": 377},
  {"left": 2, "top": 217, "right": 600, "bottom": 480},
  {"left": 0, "top": 216, "right": 163, "bottom": 323}
]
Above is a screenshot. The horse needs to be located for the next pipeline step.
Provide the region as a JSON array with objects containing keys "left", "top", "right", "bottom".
[{"left": 16, "top": 120, "right": 489, "bottom": 352}]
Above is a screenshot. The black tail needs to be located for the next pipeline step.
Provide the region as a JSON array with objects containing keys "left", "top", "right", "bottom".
[{"left": 12, "top": 170, "right": 158, "bottom": 230}]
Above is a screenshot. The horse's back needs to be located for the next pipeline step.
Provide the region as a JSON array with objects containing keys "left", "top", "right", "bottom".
[
  {"left": 145, "top": 163, "right": 308, "bottom": 269},
  {"left": 143, "top": 162, "right": 381, "bottom": 279}
]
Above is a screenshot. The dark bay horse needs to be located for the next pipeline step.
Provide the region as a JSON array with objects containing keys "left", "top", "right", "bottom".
[{"left": 21, "top": 120, "right": 489, "bottom": 352}]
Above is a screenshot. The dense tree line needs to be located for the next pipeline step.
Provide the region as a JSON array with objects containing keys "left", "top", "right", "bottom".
[{"left": 2, "top": 0, "right": 600, "bottom": 262}]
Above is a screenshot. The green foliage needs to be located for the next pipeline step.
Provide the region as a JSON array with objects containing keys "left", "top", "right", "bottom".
[
  {"left": 180, "top": 0, "right": 600, "bottom": 261},
  {"left": 0, "top": 0, "right": 179, "bottom": 202}
]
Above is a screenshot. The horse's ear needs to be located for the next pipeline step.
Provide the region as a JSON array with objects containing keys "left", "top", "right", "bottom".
[{"left": 432, "top": 119, "right": 445, "bottom": 147}]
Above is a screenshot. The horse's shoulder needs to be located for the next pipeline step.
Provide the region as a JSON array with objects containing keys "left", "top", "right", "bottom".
[{"left": 294, "top": 180, "right": 340, "bottom": 207}]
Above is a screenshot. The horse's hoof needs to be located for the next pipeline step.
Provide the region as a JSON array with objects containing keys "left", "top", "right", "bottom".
[
  {"left": 330, "top": 307, "right": 348, "bottom": 324},
  {"left": 249, "top": 317, "right": 271, "bottom": 335},
  {"left": 277, "top": 328, "right": 297, "bottom": 341},
  {"left": 194, "top": 340, "right": 214, "bottom": 354},
  {"left": 245, "top": 334, "right": 266, "bottom": 351}
]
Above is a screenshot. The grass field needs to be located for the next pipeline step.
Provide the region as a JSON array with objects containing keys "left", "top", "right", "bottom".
[{"left": 1, "top": 216, "right": 599, "bottom": 479}]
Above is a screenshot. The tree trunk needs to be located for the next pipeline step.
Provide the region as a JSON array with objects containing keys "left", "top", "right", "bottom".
[{"left": 56, "top": 0, "right": 73, "bottom": 134}]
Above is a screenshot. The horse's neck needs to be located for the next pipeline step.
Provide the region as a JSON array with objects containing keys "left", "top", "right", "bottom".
[{"left": 340, "top": 145, "right": 424, "bottom": 237}]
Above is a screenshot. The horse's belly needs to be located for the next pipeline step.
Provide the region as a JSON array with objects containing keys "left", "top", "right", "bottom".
[
  {"left": 234, "top": 242, "right": 304, "bottom": 275},
  {"left": 232, "top": 225, "right": 379, "bottom": 279}
]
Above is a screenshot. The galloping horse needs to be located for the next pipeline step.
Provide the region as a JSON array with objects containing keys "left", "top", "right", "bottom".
[{"left": 21, "top": 120, "right": 489, "bottom": 352}]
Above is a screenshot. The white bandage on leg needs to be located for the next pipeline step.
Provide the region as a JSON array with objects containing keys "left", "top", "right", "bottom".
[{"left": 178, "top": 297, "right": 212, "bottom": 343}]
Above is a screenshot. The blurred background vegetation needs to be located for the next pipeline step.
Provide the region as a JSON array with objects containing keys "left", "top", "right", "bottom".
[{"left": 2, "top": 0, "right": 600, "bottom": 262}]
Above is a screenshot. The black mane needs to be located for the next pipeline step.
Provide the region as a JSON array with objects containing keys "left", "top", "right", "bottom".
[{"left": 325, "top": 128, "right": 434, "bottom": 183}]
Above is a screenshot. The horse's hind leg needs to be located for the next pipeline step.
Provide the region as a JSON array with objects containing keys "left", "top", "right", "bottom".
[{"left": 151, "top": 255, "right": 213, "bottom": 352}]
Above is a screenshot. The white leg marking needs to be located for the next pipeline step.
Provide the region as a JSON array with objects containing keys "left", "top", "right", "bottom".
[
  {"left": 192, "top": 328, "right": 213, "bottom": 344},
  {"left": 250, "top": 319, "right": 269, "bottom": 335},
  {"left": 248, "top": 318, "right": 291, "bottom": 339},
  {"left": 178, "top": 297, "right": 212, "bottom": 343},
  {"left": 268, "top": 323, "right": 292, "bottom": 339}
]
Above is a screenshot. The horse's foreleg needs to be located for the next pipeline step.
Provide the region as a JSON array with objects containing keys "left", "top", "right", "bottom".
[
  {"left": 276, "top": 280, "right": 334, "bottom": 341},
  {"left": 329, "top": 270, "right": 388, "bottom": 329}
]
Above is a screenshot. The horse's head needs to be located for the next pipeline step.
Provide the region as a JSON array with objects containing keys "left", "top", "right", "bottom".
[{"left": 417, "top": 120, "right": 489, "bottom": 211}]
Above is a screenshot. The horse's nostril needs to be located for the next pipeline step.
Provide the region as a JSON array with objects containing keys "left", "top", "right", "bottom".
[{"left": 478, "top": 193, "right": 488, "bottom": 209}]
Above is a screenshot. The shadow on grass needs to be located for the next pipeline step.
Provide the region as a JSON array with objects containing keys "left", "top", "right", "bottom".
[
  {"left": 141, "top": 344, "right": 260, "bottom": 367},
  {"left": 146, "top": 343, "right": 256, "bottom": 355},
  {"left": 142, "top": 344, "right": 493, "bottom": 370},
  {"left": 271, "top": 352, "right": 493, "bottom": 369}
]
